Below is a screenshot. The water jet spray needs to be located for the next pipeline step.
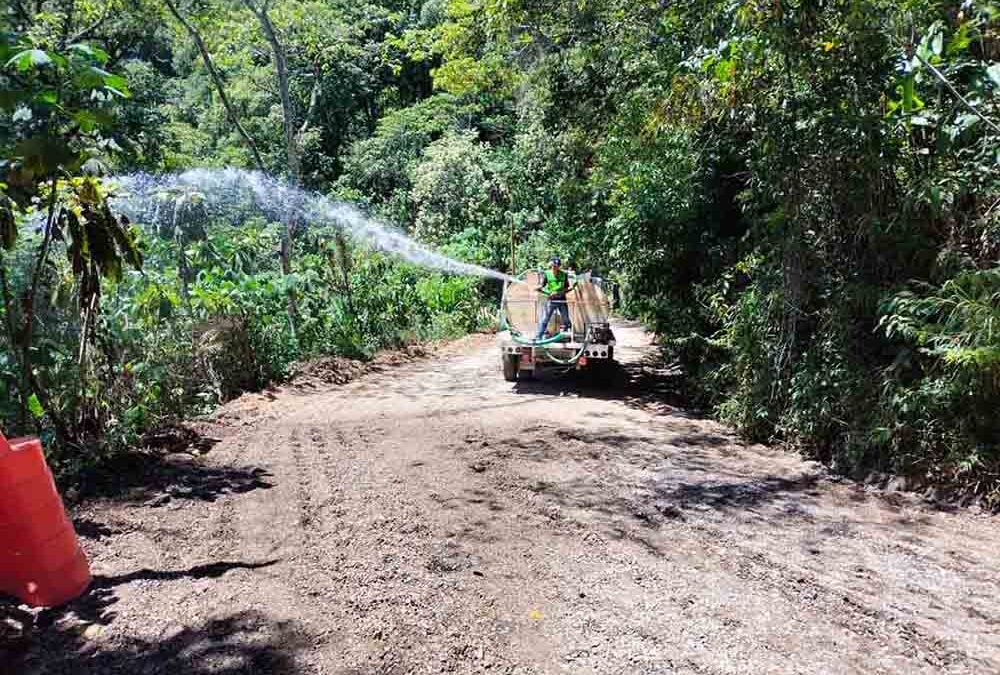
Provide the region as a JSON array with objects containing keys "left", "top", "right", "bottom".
[{"left": 108, "top": 168, "right": 523, "bottom": 284}]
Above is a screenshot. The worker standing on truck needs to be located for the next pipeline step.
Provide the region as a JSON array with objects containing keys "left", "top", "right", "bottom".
[{"left": 535, "top": 256, "right": 574, "bottom": 339}]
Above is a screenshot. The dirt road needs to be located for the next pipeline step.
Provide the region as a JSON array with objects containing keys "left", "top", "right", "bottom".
[{"left": 7, "top": 323, "right": 1000, "bottom": 674}]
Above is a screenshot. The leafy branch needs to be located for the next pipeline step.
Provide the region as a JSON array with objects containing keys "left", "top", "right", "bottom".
[{"left": 913, "top": 53, "right": 1000, "bottom": 136}]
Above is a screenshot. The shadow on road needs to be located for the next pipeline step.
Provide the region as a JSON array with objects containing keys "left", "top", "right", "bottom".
[
  {"left": 3, "top": 609, "right": 309, "bottom": 675},
  {"left": 92, "top": 559, "right": 280, "bottom": 591},
  {"left": 71, "top": 517, "right": 114, "bottom": 540},
  {"left": 1, "top": 560, "right": 284, "bottom": 675},
  {"left": 511, "top": 353, "right": 696, "bottom": 418},
  {"left": 496, "top": 347, "right": 842, "bottom": 533},
  {"left": 74, "top": 452, "right": 274, "bottom": 504},
  {"left": 507, "top": 441, "right": 830, "bottom": 554},
  {"left": 653, "top": 474, "right": 822, "bottom": 511},
  {"left": 482, "top": 385, "right": 829, "bottom": 539}
]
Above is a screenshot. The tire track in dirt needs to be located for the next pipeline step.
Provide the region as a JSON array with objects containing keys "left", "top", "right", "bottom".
[
  {"left": 308, "top": 426, "right": 343, "bottom": 519},
  {"left": 205, "top": 436, "right": 250, "bottom": 559},
  {"left": 288, "top": 429, "right": 317, "bottom": 531},
  {"left": 281, "top": 424, "right": 350, "bottom": 592},
  {"left": 206, "top": 418, "right": 354, "bottom": 663},
  {"left": 281, "top": 400, "right": 529, "bottom": 673}
]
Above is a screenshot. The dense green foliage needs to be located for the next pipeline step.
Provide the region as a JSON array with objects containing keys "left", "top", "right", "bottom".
[{"left": 2, "top": 1, "right": 998, "bottom": 500}]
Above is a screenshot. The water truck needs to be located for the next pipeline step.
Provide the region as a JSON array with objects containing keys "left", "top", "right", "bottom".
[{"left": 497, "top": 271, "right": 616, "bottom": 381}]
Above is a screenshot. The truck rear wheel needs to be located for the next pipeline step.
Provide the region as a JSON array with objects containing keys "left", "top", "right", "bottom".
[{"left": 502, "top": 354, "right": 519, "bottom": 382}]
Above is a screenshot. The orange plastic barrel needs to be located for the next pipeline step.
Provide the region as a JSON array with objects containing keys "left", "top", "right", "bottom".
[{"left": 0, "top": 432, "right": 91, "bottom": 607}]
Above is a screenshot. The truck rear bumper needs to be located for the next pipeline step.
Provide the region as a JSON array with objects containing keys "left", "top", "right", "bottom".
[{"left": 499, "top": 341, "right": 614, "bottom": 368}]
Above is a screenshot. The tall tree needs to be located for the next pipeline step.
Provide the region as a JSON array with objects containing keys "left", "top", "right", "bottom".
[{"left": 239, "top": 0, "right": 306, "bottom": 340}]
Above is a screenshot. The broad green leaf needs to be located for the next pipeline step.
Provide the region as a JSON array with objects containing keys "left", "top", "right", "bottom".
[
  {"left": 987, "top": 64, "right": 1000, "bottom": 89},
  {"left": 918, "top": 20, "right": 945, "bottom": 62},
  {"left": 68, "top": 43, "right": 110, "bottom": 64},
  {"left": 27, "top": 393, "right": 44, "bottom": 419},
  {"left": 947, "top": 22, "right": 972, "bottom": 56},
  {"left": 33, "top": 90, "right": 58, "bottom": 106},
  {"left": 931, "top": 31, "right": 943, "bottom": 57},
  {"left": 105, "top": 85, "right": 131, "bottom": 99},
  {"left": 6, "top": 49, "right": 52, "bottom": 72},
  {"left": 77, "top": 66, "right": 110, "bottom": 89},
  {"left": 73, "top": 66, "right": 130, "bottom": 97},
  {"left": 49, "top": 52, "right": 67, "bottom": 68},
  {"left": 713, "top": 58, "right": 735, "bottom": 83},
  {"left": 103, "top": 73, "right": 129, "bottom": 92},
  {"left": 72, "top": 109, "right": 101, "bottom": 132}
]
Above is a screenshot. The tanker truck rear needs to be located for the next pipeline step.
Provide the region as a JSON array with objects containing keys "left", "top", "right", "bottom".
[{"left": 497, "top": 271, "right": 616, "bottom": 382}]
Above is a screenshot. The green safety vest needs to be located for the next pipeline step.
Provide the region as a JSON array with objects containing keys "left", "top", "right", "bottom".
[{"left": 542, "top": 269, "right": 569, "bottom": 296}]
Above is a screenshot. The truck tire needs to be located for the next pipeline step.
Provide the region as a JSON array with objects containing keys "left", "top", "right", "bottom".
[{"left": 502, "top": 354, "right": 519, "bottom": 382}]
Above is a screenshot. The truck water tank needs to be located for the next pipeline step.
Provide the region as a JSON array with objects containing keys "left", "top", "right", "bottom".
[{"left": 0, "top": 433, "right": 91, "bottom": 607}]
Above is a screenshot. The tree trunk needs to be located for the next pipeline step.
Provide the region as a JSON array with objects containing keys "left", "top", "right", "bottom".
[
  {"left": 18, "top": 179, "right": 71, "bottom": 443},
  {"left": 0, "top": 251, "right": 21, "bottom": 424},
  {"left": 242, "top": 0, "right": 302, "bottom": 341},
  {"left": 774, "top": 39, "right": 805, "bottom": 403},
  {"left": 333, "top": 231, "right": 354, "bottom": 318},
  {"left": 19, "top": 178, "right": 59, "bottom": 430},
  {"left": 176, "top": 231, "right": 191, "bottom": 307},
  {"left": 0, "top": 253, "right": 17, "bottom": 356}
]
